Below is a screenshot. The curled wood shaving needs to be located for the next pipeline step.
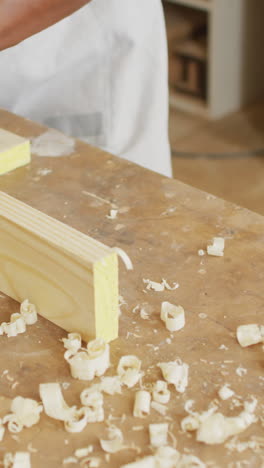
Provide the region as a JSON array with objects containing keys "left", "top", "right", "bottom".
[
  {"left": 120, "top": 446, "right": 206, "bottom": 468},
  {"left": 225, "top": 435, "right": 264, "bottom": 453},
  {"left": 236, "top": 324, "right": 264, "bottom": 348},
  {"left": 62, "top": 333, "right": 82, "bottom": 354},
  {"left": 182, "top": 398, "right": 258, "bottom": 445},
  {"left": 8, "top": 396, "right": 43, "bottom": 429},
  {"left": 236, "top": 366, "right": 247, "bottom": 377},
  {"left": 74, "top": 446, "right": 93, "bottom": 458},
  {"left": 39, "top": 383, "right": 75, "bottom": 422},
  {"left": 80, "top": 457, "right": 101, "bottom": 467},
  {"left": 3, "top": 452, "right": 31, "bottom": 468},
  {"left": 99, "top": 376, "right": 122, "bottom": 395},
  {"left": 106, "top": 209, "right": 118, "bottom": 220},
  {"left": 151, "top": 401, "right": 167, "bottom": 416},
  {"left": 20, "top": 300, "right": 38, "bottom": 325},
  {"left": 100, "top": 425, "right": 125, "bottom": 453},
  {"left": 207, "top": 237, "right": 225, "bottom": 257},
  {"left": 160, "top": 302, "right": 185, "bottom": 332},
  {"left": 113, "top": 248, "right": 133, "bottom": 270},
  {"left": 158, "top": 360, "right": 189, "bottom": 393},
  {"left": 80, "top": 389, "right": 104, "bottom": 423},
  {"left": 64, "top": 407, "right": 90, "bottom": 433},
  {"left": 143, "top": 279, "right": 179, "bottom": 292},
  {"left": 152, "top": 380, "right": 170, "bottom": 404},
  {"left": 218, "top": 385, "right": 234, "bottom": 401},
  {"left": 133, "top": 391, "right": 151, "bottom": 418},
  {"left": 0, "top": 421, "right": 5, "bottom": 441},
  {"left": 0, "top": 300, "right": 38, "bottom": 338},
  {"left": 149, "top": 423, "right": 168, "bottom": 448},
  {"left": 65, "top": 338, "right": 110, "bottom": 381},
  {"left": 117, "top": 356, "right": 143, "bottom": 388}
]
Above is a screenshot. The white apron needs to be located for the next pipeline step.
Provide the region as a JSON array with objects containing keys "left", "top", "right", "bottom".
[{"left": 0, "top": 0, "right": 172, "bottom": 177}]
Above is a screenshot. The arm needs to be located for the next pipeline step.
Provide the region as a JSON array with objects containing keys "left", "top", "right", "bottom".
[{"left": 0, "top": 0, "right": 92, "bottom": 50}]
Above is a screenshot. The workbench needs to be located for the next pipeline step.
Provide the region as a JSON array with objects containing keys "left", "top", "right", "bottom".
[{"left": 0, "top": 109, "right": 263, "bottom": 467}]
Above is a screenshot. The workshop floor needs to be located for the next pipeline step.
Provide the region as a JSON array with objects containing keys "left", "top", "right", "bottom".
[{"left": 170, "top": 99, "right": 264, "bottom": 215}]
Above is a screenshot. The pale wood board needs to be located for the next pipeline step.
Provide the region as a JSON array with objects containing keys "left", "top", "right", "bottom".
[
  {"left": 0, "top": 128, "right": 30, "bottom": 175},
  {"left": 0, "top": 109, "right": 263, "bottom": 467},
  {"left": 0, "top": 191, "right": 118, "bottom": 343}
]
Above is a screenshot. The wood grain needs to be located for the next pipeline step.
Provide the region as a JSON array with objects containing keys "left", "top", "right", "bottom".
[{"left": 0, "top": 191, "right": 118, "bottom": 343}]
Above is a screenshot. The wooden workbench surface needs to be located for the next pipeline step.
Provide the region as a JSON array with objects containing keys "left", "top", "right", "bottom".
[{"left": 0, "top": 109, "right": 263, "bottom": 467}]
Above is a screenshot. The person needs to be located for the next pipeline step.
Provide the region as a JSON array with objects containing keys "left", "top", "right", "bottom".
[{"left": 0, "top": 0, "right": 172, "bottom": 177}]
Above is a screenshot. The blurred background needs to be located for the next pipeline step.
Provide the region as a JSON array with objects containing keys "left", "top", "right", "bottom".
[{"left": 163, "top": 0, "right": 264, "bottom": 215}]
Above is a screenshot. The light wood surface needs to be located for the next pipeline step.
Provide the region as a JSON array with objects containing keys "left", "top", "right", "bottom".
[
  {"left": 0, "top": 191, "right": 118, "bottom": 343},
  {"left": 0, "top": 129, "right": 30, "bottom": 175},
  {"left": 0, "top": 109, "right": 263, "bottom": 467}
]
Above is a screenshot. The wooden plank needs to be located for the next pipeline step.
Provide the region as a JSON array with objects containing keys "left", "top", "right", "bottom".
[
  {"left": 0, "top": 191, "right": 119, "bottom": 343},
  {"left": 0, "top": 128, "right": 30, "bottom": 175}
]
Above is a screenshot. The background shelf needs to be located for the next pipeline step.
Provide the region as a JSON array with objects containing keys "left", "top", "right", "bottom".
[{"left": 164, "top": 0, "right": 264, "bottom": 118}]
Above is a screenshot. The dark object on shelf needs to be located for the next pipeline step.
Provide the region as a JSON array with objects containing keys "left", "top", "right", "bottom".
[
  {"left": 163, "top": 2, "right": 208, "bottom": 99},
  {"left": 173, "top": 38, "right": 207, "bottom": 100}
]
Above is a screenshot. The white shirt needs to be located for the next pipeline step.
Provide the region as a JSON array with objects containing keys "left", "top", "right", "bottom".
[{"left": 0, "top": 0, "right": 172, "bottom": 176}]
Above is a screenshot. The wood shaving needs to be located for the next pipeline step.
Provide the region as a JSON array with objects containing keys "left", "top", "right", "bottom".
[
  {"left": 161, "top": 302, "right": 185, "bottom": 332},
  {"left": 63, "top": 457, "right": 78, "bottom": 465},
  {"left": 236, "top": 367, "right": 247, "bottom": 377},
  {"left": 117, "top": 355, "right": 143, "bottom": 388},
  {"left": 100, "top": 425, "right": 125, "bottom": 453},
  {"left": 3, "top": 452, "right": 31, "bottom": 468},
  {"left": 236, "top": 324, "right": 264, "bottom": 348},
  {"left": 80, "top": 457, "right": 101, "bottom": 467},
  {"left": 106, "top": 209, "right": 118, "bottom": 220},
  {"left": 158, "top": 360, "right": 189, "bottom": 393},
  {"left": 74, "top": 446, "right": 93, "bottom": 459},
  {"left": 65, "top": 338, "right": 110, "bottom": 381},
  {"left": 120, "top": 446, "right": 206, "bottom": 468},
  {"left": 39, "top": 383, "right": 75, "bottom": 421},
  {"left": 152, "top": 380, "right": 170, "bottom": 404},
  {"left": 151, "top": 401, "right": 167, "bottom": 416},
  {"left": 113, "top": 248, "right": 133, "bottom": 270},
  {"left": 133, "top": 391, "right": 151, "bottom": 418},
  {"left": 62, "top": 333, "right": 82, "bottom": 354},
  {"left": 149, "top": 423, "right": 168, "bottom": 447},
  {"left": 198, "top": 249, "right": 205, "bottom": 256},
  {"left": 132, "top": 426, "right": 144, "bottom": 431},
  {"left": 20, "top": 300, "right": 38, "bottom": 325},
  {"left": 207, "top": 237, "right": 225, "bottom": 257},
  {"left": 218, "top": 385, "right": 235, "bottom": 401},
  {"left": 183, "top": 398, "right": 258, "bottom": 445},
  {"left": 81, "top": 191, "right": 118, "bottom": 209},
  {"left": 225, "top": 435, "right": 264, "bottom": 454},
  {"left": 219, "top": 344, "right": 228, "bottom": 350},
  {"left": 143, "top": 279, "right": 179, "bottom": 292}
]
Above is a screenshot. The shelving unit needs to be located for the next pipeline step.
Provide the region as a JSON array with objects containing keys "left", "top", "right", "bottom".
[
  {"left": 167, "top": 0, "right": 211, "bottom": 12},
  {"left": 164, "top": 0, "right": 264, "bottom": 118}
]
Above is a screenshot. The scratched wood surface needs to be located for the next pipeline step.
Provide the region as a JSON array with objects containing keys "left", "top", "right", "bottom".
[{"left": 0, "top": 109, "right": 263, "bottom": 467}]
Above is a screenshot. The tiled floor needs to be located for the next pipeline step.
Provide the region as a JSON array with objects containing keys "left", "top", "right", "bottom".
[{"left": 170, "top": 99, "right": 264, "bottom": 215}]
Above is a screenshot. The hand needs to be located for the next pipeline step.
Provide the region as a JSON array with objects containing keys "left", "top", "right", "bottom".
[{"left": 0, "top": 0, "right": 91, "bottom": 50}]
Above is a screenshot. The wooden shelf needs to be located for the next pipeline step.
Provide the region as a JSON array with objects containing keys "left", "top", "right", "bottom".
[
  {"left": 165, "top": 0, "right": 264, "bottom": 118},
  {"left": 165, "top": 0, "right": 212, "bottom": 12},
  {"left": 169, "top": 89, "right": 208, "bottom": 117}
]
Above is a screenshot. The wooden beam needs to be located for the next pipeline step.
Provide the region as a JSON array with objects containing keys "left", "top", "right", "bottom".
[
  {"left": 0, "top": 192, "right": 119, "bottom": 342},
  {"left": 0, "top": 129, "right": 30, "bottom": 175}
]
